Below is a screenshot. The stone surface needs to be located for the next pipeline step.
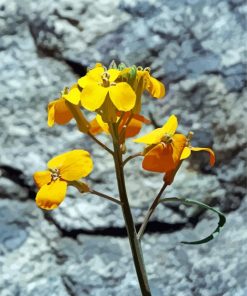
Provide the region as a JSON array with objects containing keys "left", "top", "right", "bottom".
[{"left": 0, "top": 0, "right": 246, "bottom": 294}]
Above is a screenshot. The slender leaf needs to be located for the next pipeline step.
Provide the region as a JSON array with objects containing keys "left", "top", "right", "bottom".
[{"left": 159, "top": 197, "right": 226, "bottom": 245}]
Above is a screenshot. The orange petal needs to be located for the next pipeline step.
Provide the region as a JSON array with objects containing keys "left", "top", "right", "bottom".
[
  {"left": 121, "top": 114, "right": 150, "bottom": 138},
  {"left": 36, "top": 180, "right": 67, "bottom": 210},
  {"left": 53, "top": 98, "right": 73, "bottom": 125},
  {"left": 33, "top": 171, "right": 51, "bottom": 188},
  {"left": 142, "top": 143, "right": 174, "bottom": 173},
  {"left": 191, "top": 147, "right": 216, "bottom": 166},
  {"left": 48, "top": 150, "right": 93, "bottom": 181},
  {"left": 171, "top": 134, "right": 187, "bottom": 165},
  {"left": 89, "top": 118, "right": 103, "bottom": 135}
]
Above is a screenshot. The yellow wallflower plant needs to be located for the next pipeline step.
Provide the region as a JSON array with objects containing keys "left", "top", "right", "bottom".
[{"left": 34, "top": 61, "right": 225, "bottom": 296}]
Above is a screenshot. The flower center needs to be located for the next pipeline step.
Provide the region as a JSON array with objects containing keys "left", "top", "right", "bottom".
[
  {"left": 161, "top": 133, "right": 173, "bottom": 144},
  {"left": 50, "top": 168, "right": 61, "bottom": 181},
  {"left": 100, "top": 71, "right": 116, "bottom": 87}
]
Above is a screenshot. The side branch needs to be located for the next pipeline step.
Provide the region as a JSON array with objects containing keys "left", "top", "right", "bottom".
[
  {"left": 87, "top": 132, "right": 114, "bottom": 155},
  {"left": 137, "top": 182, "right": 167, "bottom": 241}
]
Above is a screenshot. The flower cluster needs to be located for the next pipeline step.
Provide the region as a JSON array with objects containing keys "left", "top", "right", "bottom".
[{"left": 34, "top": 61, "right": 215, "bottom": 210}]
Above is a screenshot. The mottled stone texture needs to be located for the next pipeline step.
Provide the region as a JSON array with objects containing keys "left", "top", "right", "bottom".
[{"left": 0, "top": 0, "right": 246, "bottom": 295}]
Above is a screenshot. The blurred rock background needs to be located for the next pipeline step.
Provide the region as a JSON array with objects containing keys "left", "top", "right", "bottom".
[{"left": 0, "top": 0, "right": 246, "bottom": 295}]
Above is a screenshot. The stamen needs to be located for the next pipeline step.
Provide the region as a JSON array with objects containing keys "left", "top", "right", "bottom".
[
  {"left": 50, "top": 168, "right": 61, "bottom": 181},
  {"left": 161, "top": 133, "right": 173, "bottom": 144},
  {"left": 144, "top": 67, "right": 151, "bottom": 73}
]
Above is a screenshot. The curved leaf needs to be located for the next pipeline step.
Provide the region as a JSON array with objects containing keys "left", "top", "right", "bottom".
[{"left": 159, "top": 197, "right": 226, "bottom": 245}]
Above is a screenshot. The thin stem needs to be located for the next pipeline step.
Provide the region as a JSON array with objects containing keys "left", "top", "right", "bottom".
[
  {"left": 137, "top": 183, "right": 167, "bottom": 241},
  {"left": 90, "top": 189, "right": 122, "bottom": 205},
  {"left": 119, "top": 112, "right": 134, "bottom": 140},
  {"left": 111, "top": 123, "right": 151, "bottom": 296},
  {"left": 123, "top": 152, "right": 143, "bottom": 167},
  {"left": 87, "top": 132, "right": 114, "bottom": 155}
]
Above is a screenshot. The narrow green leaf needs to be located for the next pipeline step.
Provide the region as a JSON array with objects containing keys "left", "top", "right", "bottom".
[{"left": 159, "top": 197, "right": 226, "bottom": 245}]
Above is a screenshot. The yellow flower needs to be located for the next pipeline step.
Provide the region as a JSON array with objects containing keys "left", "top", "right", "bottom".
[
  {"left": 66, "top": 64, "right": 136, "bottom": 112},
  {"left": 134, "top": 115, "right": 186, "bottom": 172},
  {"left": 125, "top": 67, "right": 165, "bottom": 113},
  {"left": 47, "top": 88, "right": 74, "bottom": 127},
  {"left": 137, "top": 68, "right": 165, "bottom": 99},
  {"left": 33, "top": 150, "right": 93, "bottom": 210}
]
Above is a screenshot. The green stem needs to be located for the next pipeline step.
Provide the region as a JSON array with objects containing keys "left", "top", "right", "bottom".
[
  {"left": 111, "top": 123, "right": 151, "bottom": 296},
  {"left": 123, "top": 152, "right": 143, "bottom": 167},
  {"left": 87, "top": 132, "right": 114, "bottom": 155},
  {"left": 137, "top": 183, "right": 167, "bottom": 241},
  {"left": 90, "top": 189, "right": 122, "bottom": 205}
]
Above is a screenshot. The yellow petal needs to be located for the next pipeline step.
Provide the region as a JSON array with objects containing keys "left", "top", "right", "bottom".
[
  {"left": 54, "top": 98, "right": 74, "bottom": 125},
  {"left": 78, "top": 66, "right": 104, "bottom": 88},
  {"left": 108, "top": 69, "right": 120, "bottom": 82},
  {"left": 95, "top": 114, "right": 110, "bottom": 134},
  {"left": 109, "top": 82, "right": 136, "bottom": 111},
  {"left": 63, "top": 87, "right": 81, "bottom": 105},
  {"left": 48, "top": 150, "right": 93, "bottom": 181},
  {"left": 133, "top": 127, "right": 164, "bottom": 144},
  {"left": 33, "top": 171, "right": 51, "bottom": 188},
  {"left": 36, "top": 180, "right": 67, "bottom": 210},
  {"left": 161, "top": 115, "right": 178, "bottom": 135},
  {"left": 146, "top": 76, "right": 165, "bottom": 98},
  {"left": 47, "top": 101, "right": 55, "bottom": 127},
  {"left": 81, "top": 83, "right": 108, "bottom": 111},
  {"left": 180, "top": 147, "right": 192, "bottom": 160},
  {"left": 191, "top": 147, "right": 216, "bottom": 166}
]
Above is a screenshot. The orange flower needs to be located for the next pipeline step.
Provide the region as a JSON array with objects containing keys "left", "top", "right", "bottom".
[
  {"left": 89, "top": 112, "right": 150, "bottom": 140},
  {"left": 134, "top": 115, "right": 186, "bottom": 172},
  {"left": 164, "top": 132, "right": 216, "bottom": 185},
  {"left": 33, "top": 150, "right": 93, "bottom": 210},
  {"left": 47, "top": 90, "right": 73, "bottom": 127}
]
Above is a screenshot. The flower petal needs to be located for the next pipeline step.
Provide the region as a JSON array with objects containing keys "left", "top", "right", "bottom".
[
  {"left": 81, "top": 83, "right": 108, "bottom": 111},
  {"left": 180, "top": 147, "right": 192, "bottom": 160},
  {"left": 33, "top": 171, "right": 51, "bottom": 188},
  {"left": 89, "top": 117, "right": 103, "bottom": 135},
  {"left": 133, "top": 127, "right": 164, "bottom": 144},
  {"left": 109, "top": 82, "right": 136, "bottom": 111},
  {"left": 48, "top": 150, "right": 93, "bottom": 181},
  {"left": 95, "top": 114, "right": 110, "bottom": 134},
  {"left": 142, "top": 143, "right": 174, "bottom": 172},
  {"left": 146, "top": 76, "right": 165, "bottom": 98},
  {"left": 54, "top": 98, "right": 74, "bottom": 125},
  {"left": 191, "top": 147, "right": 215, "bottom": 166},
  {"left": 63, "top": 87, "right": 81, "bottom": 105},
  {"left": 108, "top": 69, "right": 121, "bottom": 82},
  {"left": 171, "top": 134, "right": 187, "bottom": 165},
  {"left": 120, "top": 113, "right": 150, "bottom": 138},
  {"left": 78, "top": 66, "right": 104, "bottom": 88},
  {"left": 161, "top": 115, "right": 178, "bottom": 135},
  {"left": 47, "top": 101, "right": 55, "bottom": 127},
  {"left": 36, "top": 180, "right": 67, "bottom": 210}
]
